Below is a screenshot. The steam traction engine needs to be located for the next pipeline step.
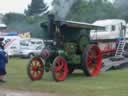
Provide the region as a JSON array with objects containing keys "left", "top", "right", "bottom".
[{"left": 27, "top": 15, "right": 103, "bottom": 81}]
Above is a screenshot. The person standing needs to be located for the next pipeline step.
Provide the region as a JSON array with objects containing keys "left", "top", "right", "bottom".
[{"left": 0, "top": 38, "right": 8, "bottom": 83}]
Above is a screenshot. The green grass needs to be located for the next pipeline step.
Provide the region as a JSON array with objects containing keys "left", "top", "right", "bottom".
[{"left": 1, "top": 57, "right": 128, "bottom": 96}]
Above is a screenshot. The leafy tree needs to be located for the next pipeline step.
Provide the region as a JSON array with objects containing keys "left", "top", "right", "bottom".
[
  {"left": 67, "top": 0, "right": 118, "bottom": 23},
  {"left": 2, "top": 0, "right": 121, "bottom": 39},
  {"left": 114, "top": 0, "right": 128, "bottom": 21},
  {"left": 3, "top": 13, "right": 47, "bottom": 38},
  {"left": 3, "top": 13, "right": 26, "bottom": 24},
  {"left": 25, "top": 0, "right": 46, "bottom": 16}
]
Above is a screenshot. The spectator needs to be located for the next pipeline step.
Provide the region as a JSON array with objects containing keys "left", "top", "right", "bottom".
[
  {"left": 0, "top": 38, "right": 8, "bottom": 83},
  {"left": 0, "top": 38, "right": 4, "bottom": 49}
]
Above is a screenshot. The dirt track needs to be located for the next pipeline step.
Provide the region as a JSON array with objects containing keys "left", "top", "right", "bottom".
[{"left": 0, "top": 89, "right": 58, "bottom": 96}]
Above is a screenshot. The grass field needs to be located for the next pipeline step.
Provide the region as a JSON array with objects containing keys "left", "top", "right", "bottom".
[{"left": 1, "top": 57, "right": 128, "bottom": 96}]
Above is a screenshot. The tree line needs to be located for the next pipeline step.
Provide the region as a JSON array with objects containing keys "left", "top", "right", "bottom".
[{"left": 1, "top": 0, "right": 128, "bottom": 38}]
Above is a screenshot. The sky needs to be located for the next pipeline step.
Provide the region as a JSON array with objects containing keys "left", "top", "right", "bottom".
[
  {"left": 0, "top": 0, "right": 114, "bottom": 14},
  {"left": 0, "top": 0, "right": 31, "bottom": 14}
]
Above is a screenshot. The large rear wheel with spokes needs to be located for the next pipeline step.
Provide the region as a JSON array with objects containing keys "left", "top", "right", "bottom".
[{"left": 82, "top": 45, "right": 102, "bottom": 76}]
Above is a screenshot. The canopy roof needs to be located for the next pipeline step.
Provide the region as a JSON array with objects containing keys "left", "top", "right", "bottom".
[
  {"left": 41, "top": 20, "right": 104, "bottom": 30},
  {"left": 61, "top": 21, "right": 104, "bottom": 29}
]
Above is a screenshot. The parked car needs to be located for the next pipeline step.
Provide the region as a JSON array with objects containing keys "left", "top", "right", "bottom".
[{"left": 19, "top": 45, "right": 44, "bottom": 58}]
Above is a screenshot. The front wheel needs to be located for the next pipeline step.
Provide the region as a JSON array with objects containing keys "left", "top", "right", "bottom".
[
  {"left": 82, "top": 45, "right": 102, "bottom": 76},
  {"left": 27, "top": 57, "right": 44, "bottom": 80},
  {"left": 52, "top": 56, "right": 68, "bottom": 82}
]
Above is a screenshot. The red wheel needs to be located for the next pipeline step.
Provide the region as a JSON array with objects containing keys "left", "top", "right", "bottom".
[
  {"left": 27, "top": 57, "right": 44, "bottom": 80},
  {"left": 82, "top": 45, "right": 102, "bottom": 76},
  {"left": 52, "top": 56, "right": 68, "bottom": 81}
]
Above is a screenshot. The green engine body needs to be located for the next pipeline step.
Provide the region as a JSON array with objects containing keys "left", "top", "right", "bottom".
[
  {"left": 48, "top": 23, "right": 90, "bottom": 65},
  {"left": 40, "top": 17, "right": 99, "bottom": 66}
]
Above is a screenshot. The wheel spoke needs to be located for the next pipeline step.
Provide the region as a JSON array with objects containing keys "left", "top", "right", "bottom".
[
  {"left": 55, "top": 63, "right": 64, "bottom": 72},
  {"left": 88, "top": 58, "right": 92, "bottom": 64},
  {"left": 32, "top": 61, "right": 36, "bottom": 66}
]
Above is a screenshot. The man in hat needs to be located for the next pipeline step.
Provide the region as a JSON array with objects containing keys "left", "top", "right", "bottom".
[{"left": 0, "top": 38, "right": 4, "bottom": 49}]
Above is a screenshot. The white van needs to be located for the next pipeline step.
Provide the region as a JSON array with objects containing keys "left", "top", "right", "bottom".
[{"left": 0, "top": 36, "right": 21, "bottom": 56}]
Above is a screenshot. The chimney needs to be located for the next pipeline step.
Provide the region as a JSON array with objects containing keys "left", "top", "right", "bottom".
[{"left": 48, "top": 14, "right": 55, "bottom": 39}]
